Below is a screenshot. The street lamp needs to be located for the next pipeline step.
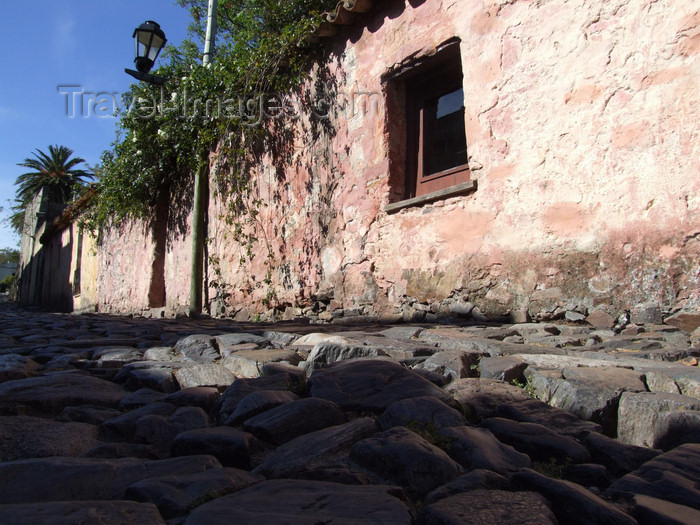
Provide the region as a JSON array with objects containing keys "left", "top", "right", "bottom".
[{"left": 125, "top": 20, "right": 168, "bottom": 85}]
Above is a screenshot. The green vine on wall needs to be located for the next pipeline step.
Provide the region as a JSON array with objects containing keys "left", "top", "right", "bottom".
[
  {"left": 81, "top": 0, "right": 340, "bottom": 312},
  {"left": 84, "top": 0, "right": 338, "bottom": 239}
]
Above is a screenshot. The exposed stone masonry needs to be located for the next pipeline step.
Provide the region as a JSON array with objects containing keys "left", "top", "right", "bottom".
[{"left": 1, "top": 297, "right": 699, "bottom": 523}]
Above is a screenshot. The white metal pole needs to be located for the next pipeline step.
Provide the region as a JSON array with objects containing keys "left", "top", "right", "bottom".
[
  {"left": 202, "top": 0, "right": 218, "bottom": 66},
  {"left": 190, "top": 0, "right": 218, "bottom": 316}
]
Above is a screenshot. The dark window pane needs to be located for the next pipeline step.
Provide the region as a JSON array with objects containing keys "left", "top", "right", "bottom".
[
  {"left": 436, "top": 88, "right": 464, "bottom": 118},
  {"left": 424, "top": 89, "right": 467, "bottom": 175}
]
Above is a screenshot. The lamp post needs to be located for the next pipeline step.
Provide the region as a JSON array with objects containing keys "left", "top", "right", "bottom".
[
  {"left": 125, "top": 20, "right": 168, "bottom": 85},
  {"left": 123, "top": 9, "right": 216, "bottom": 317},
  {"left": 190, "top": 0, "right": 218, "bottom": 317}
]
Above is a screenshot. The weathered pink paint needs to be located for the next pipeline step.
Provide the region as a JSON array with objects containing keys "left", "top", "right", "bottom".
[{"left": 87, "top": 0, "right": 700, "bottom": 320}]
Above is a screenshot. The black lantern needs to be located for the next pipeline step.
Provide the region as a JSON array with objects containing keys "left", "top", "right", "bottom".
[
  {"left": 125, "top": 21, "right": 168, "bottom": 85},
  {"left": 133, "top": 21, "right": 167, "bottom": 73}
]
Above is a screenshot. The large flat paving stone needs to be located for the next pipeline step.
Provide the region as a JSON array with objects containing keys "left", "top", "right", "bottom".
[
  {"left": 93, "top": 346, "right": 144, "bottom": 363},
  {"left": 184, "top": 479, "right": 412, "bottom": 524},
  {"left": 565, "top": 352, "right": 700, "bottom": 399},
  {"left": 126, "top": 467, "right": 264, "bottom": 518},
  {"left": 628, "top": 493, "right": 700, "bottom": 525},
  {"left": 417, "top": 329, "right": 560, "bottom": 357},
  {"left": 0, "top": 354, "right": 38, "bottom": 382},
  {"left": 339, "top": 333, "right": 437, "bottom": 361},
  {"left": 512, "top": 469, "right": 638, "bottom": 525},
  {"left": 445, "top": 378, "right": 601, "bottom": 435},
  {"left": 303, "top": 342, "right": 390, "bottom": 373},
  {"left": 113, "top": 361, "right": 181, "bottom": 393},
  {"left": 119, "top": 388, "right": 169, "bottom": 409},
  {"left": 86, "top": 442, "right": 162, "bottom": 460},
  {"left": 482, "top": 417, "right": 592, "bottom": 463},
  {"left": 254, "top": 417, "right": 378, "bottom": 479},
  {"left": 478, "top": 355, "right": 528, "bottom": 383},
  {"left": 0, "top": 373, "right": 129, "bottom": 415},
  {"left": 0, "top": 455, "right": 221, "bottom": 504},
  {"left": 57, "top": 405, "right": 123, "bottom": 425},
  {"left": 617, "top": 391, "right": 700, "bottom": 449},
  {"left": 445, "top": 378, "right": 532, "bottom": 418},
  {"left": 350, "top": 426, "right": 464, "bottom": 498},
  {"left": 242, "top": 397, "right": 346, "bottom": 445},
  {"left": 174, "top": 335, "right": 220, "bottom": 363},
  {"left": 165, "top": 386, "right": 221, "bottom": 412},
  {"left": 173, "top": 363, "right": 236, "bottom": 389},
  {"left": 413, "top": 349, "right": 486, "bottom": 381},
  {"left": 309, "top": 358, "right": 452, "bottom": 412},
  {"left": 100, "top": 402, "right": 177, "bottom": 440},
  {"left": 171, "top": 427, "right": 265, "bottom": 469},
  {"left": 223, "top": 348, "right": 300, "bottom": 377},
  {"left": 0, "top": 501, "right": 166, "bottom": 525},
  {"left": 608, "top": 443, "right": 700, "bottom": 510},
  {"left": 420, "top": 489, "right": 557, "bottom": 525},
  {"left": 214, "top": 374, "right": 302, "bottom": 424},
  {"left": 577, "top": 430, "right": 660, "bottom": 476},
  {"left": 425, "top": 470, "right": 511, "bottom": 504},
  {"left": 0, "top": 415, "right": 100, "bottom": 461},
  {"left": 438, "top": 425, "right": 531, "bottom": 474},
  {"left": 489, "top": 396, "right": 602, "bottom": 436},
  {"left": 292, "top": 332, "right": 358, "bottom": 346},
  {"left": 379, "top": 395, "right": 466, "bottom": 431},
  {"left": 215, "top": 332, "right": 269, "bottom": 350},
  {"left": 225, "top": 389, "right": 299, "bottom": 425},
  {"left": 131, "top": 407, "right": 210, "bottom": 453},
  {"left": 526, "top": 366, "right": 647, "bottom": 435}
]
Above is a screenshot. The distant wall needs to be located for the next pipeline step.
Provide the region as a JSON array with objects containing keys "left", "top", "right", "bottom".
[
  {"left": 92, "top": 221, "right": 191, "bottom": 316},
  {"left": 17, "top": 188, "right": 74, "bottom": 312}
]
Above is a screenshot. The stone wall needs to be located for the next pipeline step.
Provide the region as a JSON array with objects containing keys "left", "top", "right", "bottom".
[
  {"left": 17, "top": 191, "right": 44, "bottom": 307},
  {"left": 17, "top": 188, "right": 75, "bottom": 312},
  {"left": 90, "top": 221, "right": 191, "bottom": 316},
  {"left": 83, "top": 0, "right": 700, "bottom": 320}
]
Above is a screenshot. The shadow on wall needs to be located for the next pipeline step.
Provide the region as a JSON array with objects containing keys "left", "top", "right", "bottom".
[
  {"left": 17, "top": 189, "right": 76, "bottom": 313},
  {"left": 18, "top": 234, "right": 75, "bottom": 313},
  {"left": 200, "top": 48, "right": 345, "bottom": 312}
]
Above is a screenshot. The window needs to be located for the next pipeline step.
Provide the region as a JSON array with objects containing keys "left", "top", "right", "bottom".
[{"left": 385, "top": 40, "right": 475, "bottom": 212}]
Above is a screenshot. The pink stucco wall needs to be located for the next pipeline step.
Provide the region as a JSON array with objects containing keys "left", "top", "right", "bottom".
[
  {"left": 93, "top": 0, "right": 700, "bottom": 320},
  {"left": 96, "top": 223, "right": 159, "bottom": 313}
]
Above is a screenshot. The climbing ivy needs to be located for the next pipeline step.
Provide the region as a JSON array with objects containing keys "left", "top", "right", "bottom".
[{"left": 85, "top": 0, "right": 338, "bottom": 238}]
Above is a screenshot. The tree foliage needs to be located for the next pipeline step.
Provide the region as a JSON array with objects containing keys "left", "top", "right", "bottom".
[
  {"left": 0, "top": 248, "right": 19, "bottom": 265},
  {"left": 86, "top": 0, "right": 338, "bottom": 236},
  {"left": 11, "top": 145, "right": 94, "bottom": 236},
  {"left": 0, "top": 274, "right": 15, "bottom": 294},
  {"left": 15, "top": 145, "right": 93, "bottom": 205}
]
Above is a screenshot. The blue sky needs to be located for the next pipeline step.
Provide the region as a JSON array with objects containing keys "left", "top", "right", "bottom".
[{"left": 0, "top": 1, "right": 192, "bottom": 249}]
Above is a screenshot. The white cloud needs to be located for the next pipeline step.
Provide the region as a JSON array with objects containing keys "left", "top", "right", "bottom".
[
  {"left": 52, "top": 15, "right": 78, "bottom": 60},
  {"left": 0, "top": 106, "right": 22, "bottom": 121}
]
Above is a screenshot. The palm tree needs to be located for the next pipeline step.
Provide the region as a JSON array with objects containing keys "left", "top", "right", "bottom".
[
  {"left": 9, "top": 145, "right": 94, "bottom": 236},
  {"left": 15, "top": 145, "right": 93, "bottom": 205}
]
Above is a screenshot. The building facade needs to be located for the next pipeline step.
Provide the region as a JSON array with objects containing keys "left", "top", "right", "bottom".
[{"left": 22, "top": 0, "right": 700, "bottom": 322}]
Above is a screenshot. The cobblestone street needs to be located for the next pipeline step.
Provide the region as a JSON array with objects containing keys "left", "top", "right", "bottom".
[
  {"left": 1, "top": 297, "right": 699, "bottom": 523},
  {"left": 3, "top": 0, "right": 699, "bottom": 522}
]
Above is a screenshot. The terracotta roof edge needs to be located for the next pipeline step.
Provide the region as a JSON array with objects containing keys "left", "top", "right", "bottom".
[{"left": 306, "top": 0, "right": 379, "bottom": 44}]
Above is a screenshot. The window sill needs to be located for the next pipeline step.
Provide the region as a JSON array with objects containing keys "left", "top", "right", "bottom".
[{"left": 384, "top": 180, "right": 477, "bottom": 214}]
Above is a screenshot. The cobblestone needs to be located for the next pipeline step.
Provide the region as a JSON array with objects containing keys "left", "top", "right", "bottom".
[{"left": 1, "top": 296, "right": 699, "bottom": 522}]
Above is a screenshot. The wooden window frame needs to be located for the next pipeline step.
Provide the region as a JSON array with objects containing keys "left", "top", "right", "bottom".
[{"left": 404, "top": 46, "right": 471, "bottom": 200}]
